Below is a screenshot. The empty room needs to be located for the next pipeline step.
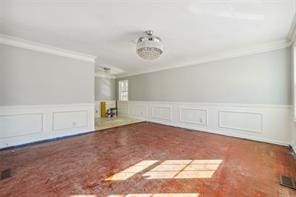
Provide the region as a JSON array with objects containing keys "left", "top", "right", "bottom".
[{"left": 1, "top": 0, "right": 296, "bottom": 196}]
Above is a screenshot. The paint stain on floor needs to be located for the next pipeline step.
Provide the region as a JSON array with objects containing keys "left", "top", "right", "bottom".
[{"left": 0, "top": 122, "right": 296, "bottom": 197}]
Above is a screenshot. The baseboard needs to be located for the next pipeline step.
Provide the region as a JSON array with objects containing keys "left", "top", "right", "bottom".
[
  {"left": 0, "top": 103, "right": 95, "bottom": 149},
  {"left": 0, "top": 128, "right": 97, "bottom": 151}
]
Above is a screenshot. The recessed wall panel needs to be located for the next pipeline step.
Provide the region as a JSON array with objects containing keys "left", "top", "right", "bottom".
[
  {"left": 131, "top": 104, "right": 147, "bottom": 117},
  {"left": 0, "top": 113, "right": 43, "bottom": 138},
  {"left": 180, "top": 108, "right": 207, "bottom": 125},
  {"left": 53, "top": 110, "right": 88, "bottom": 130},
  {"left": 151, "top": 106, "right": 172, "bottom": 121},
  {"left": 219, "top": 111, "right": 263, "bottom": 133}
]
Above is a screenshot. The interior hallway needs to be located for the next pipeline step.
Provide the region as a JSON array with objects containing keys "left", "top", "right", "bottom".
[
  {"left": 95, "top": 117, "right": 143, "bottom": 130},
  {"left": 1, "top": 122, "right": 296, "bottom": 197}
]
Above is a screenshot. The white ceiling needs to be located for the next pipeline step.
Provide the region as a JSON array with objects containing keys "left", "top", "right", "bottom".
[{"left": 1, "top": 0, "right": 296, "bottom": 77}]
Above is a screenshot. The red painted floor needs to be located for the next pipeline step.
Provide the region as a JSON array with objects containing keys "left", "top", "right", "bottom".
[{"left": 1, "top": 122, "right": 296, "bottom": 197}]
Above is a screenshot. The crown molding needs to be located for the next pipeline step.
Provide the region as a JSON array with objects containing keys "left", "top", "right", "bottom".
[
  {"left": 0, "top": 34, "right": 292, "bottom": 78},
  {"left": 117, "top": 39, "right": 292, "bottom": 78},
  {"left": 288, "top": 13, "right": 296, "bottom": 43},
  {"left": 0, "top": 34, "right": 96, "bottom": 62}
]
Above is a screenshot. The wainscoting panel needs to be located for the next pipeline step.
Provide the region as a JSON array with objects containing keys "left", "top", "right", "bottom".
[
  {"left": 118, "top": 101, "right": 292, "bottom": 146},
  {"left": 118, "top": 101, "right": 129, "bottom": 117},
  {"left": 53, "top": 111, "right": 88, "bottom": 131},
  {"left": 129, "top": 103, "right": 148, "bottom": 119},
  {"left": 150, "top": 105, "right": 172, "bottom": 121},
  {"left": 179, "top": 107, "right": 207, "bottom": 126},
  {"left": 218, "top": 111, "right": 263, "bottom": 133},
  {"left": 0, "top": 103, "right": 95, "bottom": 149},
  {"left": 0, "top": 113, "right": 43, "bottom": 138}
]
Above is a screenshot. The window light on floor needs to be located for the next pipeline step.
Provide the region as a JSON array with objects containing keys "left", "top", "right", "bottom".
[
  {"left": 143, "top": 160, "right": 222, "bottom": 179},
  {"left": 105, "top": 159, "right": 222, "bottom": 181},
  {"left": 105, "top": 160, "right": 159, "bottom": 181}
]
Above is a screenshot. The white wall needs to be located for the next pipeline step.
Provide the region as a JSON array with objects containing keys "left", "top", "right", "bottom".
[
  {"left": 95, "top": 76, "right": 116, "bottom": 101},
  {"left": 0, "top": 45, "right": 95, "bottom": 149},
  {"left": 0, "top": 45, "right": 94, "bottom": 105},
  {"left": 119, "top": 48, "right": 292, "bottom": 105},
  {"left": 118, "top": 48, "right": 293, "bottom": 146}
]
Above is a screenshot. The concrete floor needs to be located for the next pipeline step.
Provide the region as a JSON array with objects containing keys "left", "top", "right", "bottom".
[
  {"left": 95, "top": 116, "right": 143, "bottom": 130},
  {"left": 1, "top": 122, "right": 296, "bottom": 196}
]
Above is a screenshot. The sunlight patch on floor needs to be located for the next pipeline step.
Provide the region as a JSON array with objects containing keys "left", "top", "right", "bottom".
[
  {"left": 105, "top": 159, "right": 222, "bottom": 181},
  {"left": 143, "top": 160, "right": 222, "bottom": 179},
  {"left": 105, "top": 160, "right": 159, "bottom": 181}
]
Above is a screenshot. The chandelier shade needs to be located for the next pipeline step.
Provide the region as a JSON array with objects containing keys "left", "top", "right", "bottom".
[{"left": 136, "top": 30, "right": 163, "bottom": 60}]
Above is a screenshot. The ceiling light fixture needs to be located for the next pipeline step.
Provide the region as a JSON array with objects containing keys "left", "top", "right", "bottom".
[{"left": 136, "top": 30, "right": 163, "bottom": 60}]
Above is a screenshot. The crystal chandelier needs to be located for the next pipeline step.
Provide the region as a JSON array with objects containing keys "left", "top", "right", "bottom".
[{"left": 136, "top": 30, "right": 163, "bottom": 60}]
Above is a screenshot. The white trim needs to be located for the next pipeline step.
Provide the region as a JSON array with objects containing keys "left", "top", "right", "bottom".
[
  {"left": 0, "top": 34, "right": 96, "bottom": 63},
  {"left": 52, "top": 110, "right": 89, "bottom": 131},
  {"left": 166, "top": 121, "right": 289, "bottom": 146},
  {"left": 0, "top": 103, "right": 95, "bottom": 149},
  {"left": 0, "top": 103, "right": 95, "bottom": 110},
  {"left": 0, "top": 113, "right": 44, "bottom": 139},
  {"left": 179, "top": 107, "right": 208, "bottom": 126},
  {"left": 119, "top": 101, "right": 292, "bottom": 146},
  {"left": 150, "top": 105, "right": 173, "bottom": 121},
  {"left": 125, "top": 101, "right": 291, "bottom": 109},
  {"left": 218, "top": 110, "right": 263, "bottom": 133},
  {"left": 117, "top": 40, "right": 291, "bottom": 78}
]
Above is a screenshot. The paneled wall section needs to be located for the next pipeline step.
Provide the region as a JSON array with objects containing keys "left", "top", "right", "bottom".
[
  {"left": 120, "top": 101, "right": 292, "bottom": 146},
  {"left": 0, "top": 103, "right": 95, "bottom": 149}
]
